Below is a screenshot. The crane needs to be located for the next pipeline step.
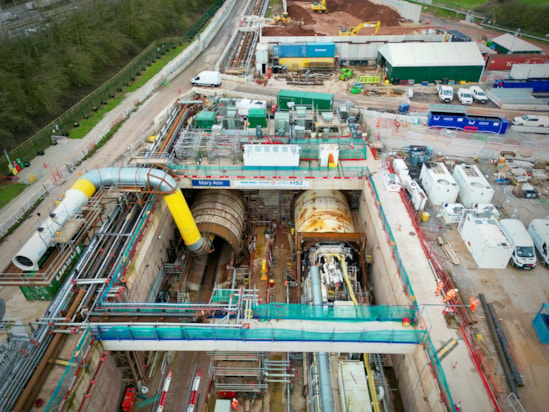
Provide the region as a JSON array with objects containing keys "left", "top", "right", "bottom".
[
  {"left": 311, "top": 0, "right": 327, "bottom": 13},
  {"left": 339, "top": 21, "right": 381, "bottom": 36}
]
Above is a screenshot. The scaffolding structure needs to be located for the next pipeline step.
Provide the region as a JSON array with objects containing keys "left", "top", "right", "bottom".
[{"left": 174, "top": 129, "right": 241, "bottom": 164}]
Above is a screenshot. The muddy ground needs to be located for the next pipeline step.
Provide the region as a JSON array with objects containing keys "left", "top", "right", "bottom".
[{"left": 264, "top": 0, "right": 403, "bottom": 37}]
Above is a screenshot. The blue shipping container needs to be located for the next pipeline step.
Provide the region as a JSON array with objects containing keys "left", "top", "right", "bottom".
[
  {"left": 306, "top": 42, "right": 336, "bottom": 58},
  {"left": 427, "top": 111, "right": 508, "bottom": 134},
  {"left": 493, "top": 78, "right": 549, "bottom": 93},
  {"left": 277, "top": 43, "right": 307, "bottom": 58}
]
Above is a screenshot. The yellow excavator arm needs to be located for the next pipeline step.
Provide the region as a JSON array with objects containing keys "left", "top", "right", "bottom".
[{"left": 339, "top": 20, "right": 380, "bottom": 36}]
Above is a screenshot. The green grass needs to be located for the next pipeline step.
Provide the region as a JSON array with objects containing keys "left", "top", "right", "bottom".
[
  {"left": 0, "top": 183, "right": 27, "bottom": 210},
  {"left": 68, "top": 42, "right": 189, "bottom": 140}
]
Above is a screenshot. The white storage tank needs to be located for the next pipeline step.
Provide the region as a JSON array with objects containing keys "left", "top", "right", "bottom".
[
  {"left": 419, "top": 162, "right": 460, "bottom": 205},
  {"left": 452, "top": 164, "right": 494, "bottom": 207},
  {"left": 458, "top": 214, "right": 513, "bottom": 269},
  {"left": 243, "top": 144, "right": 300, "bottom": 168}
]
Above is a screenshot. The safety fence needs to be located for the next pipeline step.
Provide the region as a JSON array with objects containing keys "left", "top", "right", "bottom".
[
  {"left": 364, "top": 167, "right": 457, "bottom": 411},
  {"left": 46, "top": 330, "right": 94, "bottom": 411},
  {"left": 385, "top": 159, "right": 501, "bottom": 412},
  {"left": 0, "top": 0, "right": 228, "bottom": 176},
  {"left": 169, "top": 164, "right": 369, "bottom": 179},
  {"left": 0, "top": 180, "right": 56, "bottom": 239},
  {"left": 0, "top": 0, "right": 236, "bottom": 239},
  {"left": 90, "top": 324, "right": 427, "bottom": 345},
  {"left": 364, "top": 110, "right": 549, "bottom": 159},
  {"left": 253, "top": 303, "right": 417, "bottom": 323}
]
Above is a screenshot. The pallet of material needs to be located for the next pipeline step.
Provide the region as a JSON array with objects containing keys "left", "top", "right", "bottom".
[{"left": 442, "top": 242, "right": 460, "bottom": 265}]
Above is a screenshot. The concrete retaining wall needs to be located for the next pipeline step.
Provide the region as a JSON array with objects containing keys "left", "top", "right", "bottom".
[{"left": 358, "top": 179, "right": 445, "bottom": 411}]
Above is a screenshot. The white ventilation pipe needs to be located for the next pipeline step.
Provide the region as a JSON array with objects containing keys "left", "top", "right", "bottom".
[{"left": 13, "top": 167, "right": 182, "bottom": 271}]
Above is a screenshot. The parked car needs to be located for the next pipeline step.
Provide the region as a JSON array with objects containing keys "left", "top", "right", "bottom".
[
  {"left": 0, "top": 12, "right": 18, "bottom": 22},
  {"left": 469, "top": 85, "right": 488, "bottom": 103},
  {"left": 512, "top": 115, "right": 549, "bottom": 127},
  {"left": 457, "top": 88, "right": 473, "bottom": 105}
]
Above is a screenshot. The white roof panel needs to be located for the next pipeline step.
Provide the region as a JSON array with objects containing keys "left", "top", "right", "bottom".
[
  {"left": 378, "top": 42, "right": 485, "bottom": 68},
  {"left": 492, "top": 33, "right": 542, "bottom": 53}
]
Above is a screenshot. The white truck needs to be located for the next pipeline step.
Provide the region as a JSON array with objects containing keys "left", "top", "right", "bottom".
[
  {"left": 528, "top": 219, "right": 549, "bottom": 266},
  {"left": 469, "top": 86, "right": 488, "bottom": 103},
  {"left": 457, "top": 88, "right": 473, "bottom": 105},
  {"left": 436, "top": 84, "right": 453, "bottom": 103},
  {"left": 499, "top": 219, "right": 536, "bottom": 269}
]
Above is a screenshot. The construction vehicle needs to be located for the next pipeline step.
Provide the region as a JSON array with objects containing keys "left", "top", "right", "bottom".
[
  {"left": 339, "top": 21, "right": 380, "bottom": 36},
  {"left": 339, "top": 68, "right": 354, "bottom": 81},
  {"left": 311, "top": 0, "right": 327, "bottom": 13},
  {"left": 273, "top": 12, "right": 291, "bottom": 26}
]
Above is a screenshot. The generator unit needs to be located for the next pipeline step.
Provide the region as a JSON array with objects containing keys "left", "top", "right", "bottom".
[
  {"left": 458, "top": 214, "right": 513, "bottom": 269},
  {"left": 419, "top": 162, "right": 460, "bottom": 206},
  {"left": 452, "top": 164, "right": 494, "bottom": 207}
]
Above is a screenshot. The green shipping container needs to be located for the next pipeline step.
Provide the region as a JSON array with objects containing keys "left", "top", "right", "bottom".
[
  {"left": 247, "top": 108, "right": 267, "bottom": 128},
  {"left": 20, "top": 245, "right": 82, "bottom": 301},
  {"left": 277, "top": 90, "right": 333, "bottom": 112},
  {"left": 195, "top": 111, "right": 217, "bottom": 131}
]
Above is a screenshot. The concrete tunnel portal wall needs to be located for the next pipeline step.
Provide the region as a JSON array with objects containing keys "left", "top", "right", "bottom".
[{"left": 191, "top": 189, "right": 247, "bottom": 255}]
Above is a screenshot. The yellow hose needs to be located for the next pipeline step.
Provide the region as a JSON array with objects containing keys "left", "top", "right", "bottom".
[
  {"left": 331, "top": 254, "right": 380, "bottom": 412},
  {"left": 164, "top": 190, "right": 202, "bottom": 246}
]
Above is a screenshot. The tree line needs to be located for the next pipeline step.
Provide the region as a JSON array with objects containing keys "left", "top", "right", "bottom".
[
  {"left": 478, "top": 1, "right": 549, "bottom": 36},
  {"left": 0, "top": 0, "right": 215, "bottom": 152}
]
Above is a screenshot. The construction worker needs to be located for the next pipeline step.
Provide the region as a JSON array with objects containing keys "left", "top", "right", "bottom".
[
  {"left": 443, "top": 288, "right": 458, "bottom": 303},
  {"left": 435, "top": 280, "right": 444, "bottom": 296},
  {"left": 469, "top": 296, "right": 480, "bottom": 313}
]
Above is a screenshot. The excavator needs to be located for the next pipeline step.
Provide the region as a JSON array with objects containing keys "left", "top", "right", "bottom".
[
  {"left": 311, "top": 0, "right": 327, "bottom": 13},
  {"left": 339, "top": 21, "right": 381, "bottom": 36},
  {"left": 273, "top": 11, "right": 291, "bottom": 26}
]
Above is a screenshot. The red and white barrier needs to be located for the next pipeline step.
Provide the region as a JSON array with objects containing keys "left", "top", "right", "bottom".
[
  {"left": 157, "top": 370, "right": 172, "bottom": 412},
  {"left": 186, "top": 370, "right": 201, "bottom": 412}
]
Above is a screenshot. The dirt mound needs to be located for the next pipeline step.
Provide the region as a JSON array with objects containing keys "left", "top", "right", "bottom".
[
  {"left": 263, "top": 25, "right": 323, "bottom": 37},
  {"left": 327, "top": 0, "right": 402, "bottom": 26},
  {"left": 266, "top": 0, "right": 404, "bottom": 37},
  {"left": 288, "top": 4, "right": 315, "bottom": 25}
]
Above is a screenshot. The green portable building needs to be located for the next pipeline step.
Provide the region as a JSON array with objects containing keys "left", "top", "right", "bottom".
[
  {"left": 195, "top": 111, "right": 217, "bottom": 131},
  {"left": 247, "top": 108, "right": 267, "bottom": 128},
  {"left": 377, "top": 42, "right": 485, "bottom": 84},
  {"left": 277, "top": 90, "right": 333, "bottom": 112},
  {"left": 490, "top": 33, "right": 542, "bottom": 55},
  {"left": 20, "top": 245, "right": 82, "bottom": 301}
]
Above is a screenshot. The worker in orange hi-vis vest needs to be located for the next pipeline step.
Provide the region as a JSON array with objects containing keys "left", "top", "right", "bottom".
[
  {"left": 469, "top": 296, "right": 480, "bottom": 313},
  {"left": 443, "top": 288, "right": 458, "bottom": 303},
  {"left": 435, "top": 280, "right": 444, "bottom": 296}
]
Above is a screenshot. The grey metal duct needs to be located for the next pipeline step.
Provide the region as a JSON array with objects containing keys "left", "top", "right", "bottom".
[
  {"left": 12, "top": 167, "right": 204, "bottom": 271},
  {"left": 310, "top": 266, "right": 335, "bottom": 412}
]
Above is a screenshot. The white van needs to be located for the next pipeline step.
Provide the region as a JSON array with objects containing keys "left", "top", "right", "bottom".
[
  {"left": 528, "top": 219, "right": 549, "bottom": 266},
  {"left": 499, "top": 219, "right": 536, "bottom": 269},
  {"left": 191, "top": 71, "right": 221, "bottom": 87}
]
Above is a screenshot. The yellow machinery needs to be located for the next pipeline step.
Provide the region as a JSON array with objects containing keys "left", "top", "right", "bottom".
[
  {"left": 273, "top": 12, "right": 291, "bottom": 26},
  {"left": 339, "top": 21, "right": 380, "bottom": 36},
  {"left": 311, "top": 0, "right": 327, "bottom": 13}
]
